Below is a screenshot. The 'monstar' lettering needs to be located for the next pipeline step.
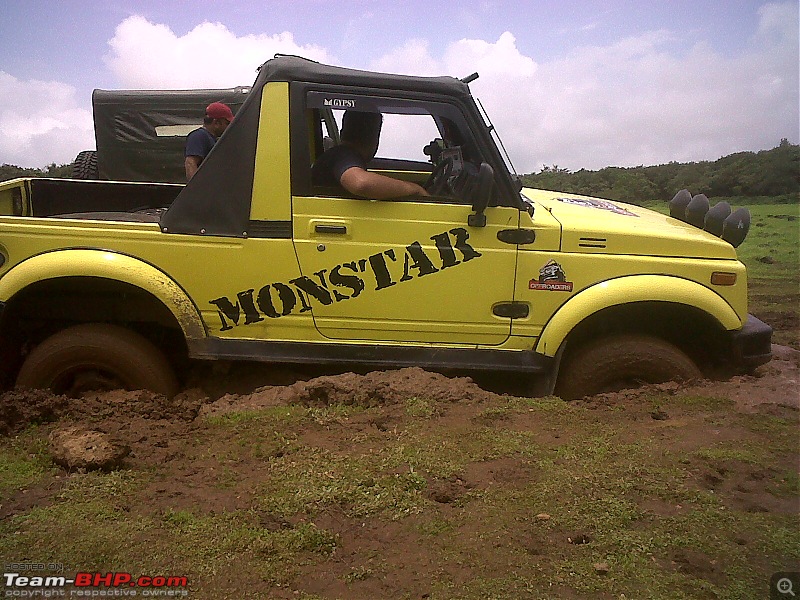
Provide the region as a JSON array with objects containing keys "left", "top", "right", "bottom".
[{"left": 209, "top": 227, "right": 481, "bottom": 331}]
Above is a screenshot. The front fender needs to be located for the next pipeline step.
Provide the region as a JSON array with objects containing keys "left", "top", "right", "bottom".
[
  {"left": 534, "top": 275, "right": 743, "bottom": 356},
  {"left": 0, "top": 249, "right": 206, "bottom": 340}
]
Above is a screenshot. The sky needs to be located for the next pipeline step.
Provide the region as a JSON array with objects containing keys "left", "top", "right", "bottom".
[{"left": 0, "top": 0, "right": 797, "bottom": 173}]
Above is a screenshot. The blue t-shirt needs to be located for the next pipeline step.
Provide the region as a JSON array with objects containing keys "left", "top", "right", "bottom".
[
  {"left": 311, "top": 145, "right": 366, "bottom": 188},
  {"left": 185, "top": 127, "right": 217, "bottom": 161}
]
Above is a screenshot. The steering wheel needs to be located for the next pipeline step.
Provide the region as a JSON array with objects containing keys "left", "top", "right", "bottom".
[{"left": 424, "top": 154, "right": 455, "bottom": 196}]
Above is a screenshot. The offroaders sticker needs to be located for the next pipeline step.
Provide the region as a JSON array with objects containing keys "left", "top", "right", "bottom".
[
  {"left": 556, "top": 197, "right": 638, "bottom": 217},
  {"left": 209, "top": 227, "right": 482, "bottom": 331},
  {"left": 529, "top": 260, "right": 574, "bottom": 292}
]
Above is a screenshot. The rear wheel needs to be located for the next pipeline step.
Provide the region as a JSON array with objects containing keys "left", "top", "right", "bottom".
[
  {"left": 555, "top": 334, "right": 701, "bottom": 400},
  {"left": 16, "top": 323, "right": 179, "bottom": 397},
  {"left": 71, "top": 150, "right": 99, "bottom": 179},
  {"left": 0, "top": 337, "right": 20, "bottom": 390}
]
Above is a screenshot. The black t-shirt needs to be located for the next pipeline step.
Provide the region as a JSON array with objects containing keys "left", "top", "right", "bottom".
[
  {"left": 311, "top": 145, "right": 366, "bottom": 188},
  {"left": 185, "top": 127, "right": 217, "bottom": 160}
]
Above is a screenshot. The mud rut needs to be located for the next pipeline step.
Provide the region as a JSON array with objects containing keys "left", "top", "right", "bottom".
[{"left": 1, "top": 346, "right": 798, "bottom": 448}]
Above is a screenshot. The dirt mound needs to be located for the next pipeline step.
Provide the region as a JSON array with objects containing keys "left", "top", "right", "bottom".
[
  {"left": 0, "top": 386, "right": 210, "bottom": 432},
  {"left": 0, "top": 388, "right": 70, "bottom": 435},
  {"left": 0, "top": 368, "right": 495, "bottom": 437},
  {"left": 202, "top": 367, "right": 496, "bottom": 417},
  {"left": 3, "top": 350, "right": 797, "bottom": 435},
  {"left": 66, "top": 388, "right": 209, "bottom": 422},
  {"left": 49, "top": 425, "right": 130, "bottom": 471}
]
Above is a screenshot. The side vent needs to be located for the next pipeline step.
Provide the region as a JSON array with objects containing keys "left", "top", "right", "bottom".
[
  {"left": 247, "top": 220, "right": 293, "bottom": 239},
  {"left": 578, "top": 237, "right": 607, "bottom": 249}
]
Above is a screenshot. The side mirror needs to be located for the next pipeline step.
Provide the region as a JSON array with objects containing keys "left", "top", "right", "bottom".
[{"left": 467, "top": 162, "right": 494, "bottom": 228}]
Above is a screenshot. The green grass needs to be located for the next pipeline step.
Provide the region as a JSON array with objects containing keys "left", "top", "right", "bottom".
[
  {"left": 738, "top": 203, "right": 799, "bottom": 346},
  {"left": 0, "top": 390, "right": 796, "bottom": 599},
  {"left": 404, "top": 396, "right": 439, "bottom": 418},
  {"left": 0, "top": 427, "right": 54, "bottom": 500},
  {"left": 738, "top": 204, "right": 799, "bottom": 281}
]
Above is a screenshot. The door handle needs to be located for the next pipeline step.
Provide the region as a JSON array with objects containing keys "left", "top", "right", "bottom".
[{"left": 315, "top": 224, "right": 348, "bottom": 235}]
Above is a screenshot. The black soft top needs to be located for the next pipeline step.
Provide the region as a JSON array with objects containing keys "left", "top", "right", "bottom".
[
  {"left": 92, "top": 87, "right": 250, "bottom": 183},
  {"left": 257, "top": 55, "right": 471, "bottom": 97},
  {"left": 160, "top": 56, "right": 479, "bottom": 238}
]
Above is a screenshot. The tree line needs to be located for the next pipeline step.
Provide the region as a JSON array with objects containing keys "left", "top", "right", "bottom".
[
  {"left": 0, "top": 163, "right": 72, "bottom": 182},
  {"left": 2, "top": 140, "right": 798, "bottom": 204},
  {"left": 521, "top": 139, "right": 799, "bottom": 204}
]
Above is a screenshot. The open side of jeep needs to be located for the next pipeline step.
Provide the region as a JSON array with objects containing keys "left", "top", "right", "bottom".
[{"left": 0, "top": 56, "right": 772, "bottom": 398}]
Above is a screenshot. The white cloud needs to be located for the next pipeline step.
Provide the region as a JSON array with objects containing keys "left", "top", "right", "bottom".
[
  {"left": 755, "top": 1, "right": 799, "bottom": 43},
  {"left": 0, "top": 72, "right": 93, "bottom": 168},
  {"left": 3, "top": 5, "right": 797, "bottom": 172},
  {"left": 371, "top": 6, "right": 798, "bottom": 172},
  {"left": 103, "top": 16, "right": 332, "bottom": 88},
  {"left": 444, "top": 32, "right": 538, "bottom": 79},
  {"left": 0, "top": 15, "right": 335, "bottom": 168},
  {"left": 371, "top": 39, "right": 441, "bottom": 77}
]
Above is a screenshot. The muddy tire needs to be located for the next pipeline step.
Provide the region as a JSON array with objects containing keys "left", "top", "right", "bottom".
[
  {"left": 555, "top": 334, "right": 701, "bottom": 400},
  {"left": 0, "top": 337, "right": 20, "bottom": 390},
  {"left": 71, "top": 150, "right": 99, "bottom": 179},
  {"left": 16, "top": 324, "right": 179, "bottom": 397}
]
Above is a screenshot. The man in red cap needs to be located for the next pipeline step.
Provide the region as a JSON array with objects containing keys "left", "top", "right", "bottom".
[{"left": 184, "top": 102, "right": 235, "bottom": 180}]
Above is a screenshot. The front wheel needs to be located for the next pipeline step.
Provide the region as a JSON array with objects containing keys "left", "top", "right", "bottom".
[
  {"left": 16, "top": 324, "right": 179, "bottom": 397},
  {"left": 555, "top": 334, "right": 701, "bottom": 400}
]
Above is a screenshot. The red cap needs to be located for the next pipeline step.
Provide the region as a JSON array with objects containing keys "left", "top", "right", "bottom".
[{"left": 205, "top": 102, "right": 234, "bottom": 122}]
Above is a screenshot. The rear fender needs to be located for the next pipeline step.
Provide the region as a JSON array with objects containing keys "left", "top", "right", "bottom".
[
  {"left": 0, "top": 249, "right": 205, "bottom": 340},
  {"left": 535, "top": 275, "right": 742, "bottom": 356}
]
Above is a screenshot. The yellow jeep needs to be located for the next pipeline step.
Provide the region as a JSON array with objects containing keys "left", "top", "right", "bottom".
[{"left": 0, "top": 56, "right": 771, "bottom": 398}]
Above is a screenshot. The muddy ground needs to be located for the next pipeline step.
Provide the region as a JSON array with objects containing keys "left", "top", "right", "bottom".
[{"left": 0, "top": 345, "right": 798, "bottom": 598}]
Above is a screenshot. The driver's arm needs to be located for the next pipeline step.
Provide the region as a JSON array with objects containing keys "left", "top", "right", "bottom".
[{"left": 340, "top": 167, "right": 429, "bottom": 199}]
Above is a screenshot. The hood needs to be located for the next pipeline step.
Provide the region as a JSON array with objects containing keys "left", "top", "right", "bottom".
[{"left": 523, "top": 188, "right": 737, "bottom": 260}]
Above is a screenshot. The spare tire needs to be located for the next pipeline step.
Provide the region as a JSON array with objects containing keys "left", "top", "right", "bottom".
[
  {"left": 555, "top": 334, "right": 701, "bottom": 400},
  {"left": 71, "top": 150, "right": 99, "bottom": 179}
]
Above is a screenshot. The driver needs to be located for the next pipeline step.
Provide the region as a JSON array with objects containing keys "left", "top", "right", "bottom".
[{"left": 312, "top": 110, "right": 429, "bottom": 199}]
